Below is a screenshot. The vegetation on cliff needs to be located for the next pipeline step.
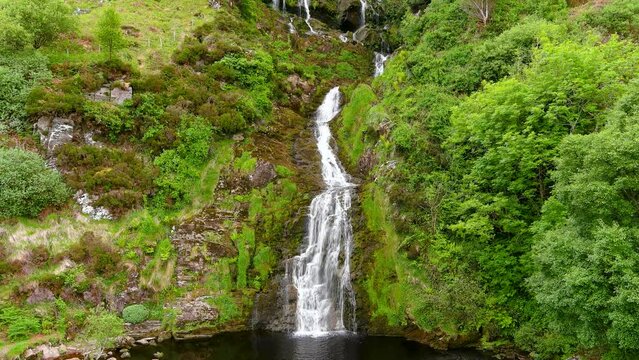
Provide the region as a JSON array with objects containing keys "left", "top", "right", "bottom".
[{"left": 340, "top": 0, "right": 639, "bottom": 358}]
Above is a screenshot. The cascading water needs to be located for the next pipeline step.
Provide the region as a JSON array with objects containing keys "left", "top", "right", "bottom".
[
  {"left": 273, "top": 0, "right": 286, "bottom": 11},
  {"left": 291, "top": 87, "right": 356, "bottom": 335},
  {"left": 373, "top": 52, "right": 390, "bottom": 77},
  {"left": 359, "top": 0, "right": 367, "bottom": 27},
  {"left": 299, "top": 0, "right": 316, "bottom": 34}
]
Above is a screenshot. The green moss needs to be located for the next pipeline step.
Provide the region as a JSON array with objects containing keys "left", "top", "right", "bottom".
[{"left": 338, "top": 84, "right": 378, "bottom": 168}]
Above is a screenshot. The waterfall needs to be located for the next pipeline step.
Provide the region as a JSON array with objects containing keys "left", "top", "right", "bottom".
[
  {"left": 373, "top": 52, "right": 390, "bottom": 77},
  {"left": 288, "top": 17, "right": 297, "bottom": 33},
  {"left": 273, "top": 0, "right": 286, "bottom": 12},
  {"left": 359, "top": 0, "right": 367, "bottom": 27},
  {"left": 299, "top": 0, "right": 316, "bottom": 34},
  {"left": 291, "top": 87, "right": 356, "bottom": 335}
]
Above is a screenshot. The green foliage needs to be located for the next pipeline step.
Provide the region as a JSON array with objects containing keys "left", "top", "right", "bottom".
[
  {"left": 210, "top": 294, "right": 240, "bottom": 324},
  {"left": 0, "top": 306, "right": 41, "bottom": 341},
  {"left": 0, "top": 53, "right": 51, "bottom": 132},
  {"left": 153, "top": 115, "right": 212, "bottom": 207},
  {"left": 83, "top": 101, "right": 132, "bottom": 141},
  {"left": 96, "top": 8, "right": 126, "bottom": 60},
  {"left": 0, "top": 148, "right": 69, "bottom": 218},
  {"left": 233, "top": 226, "right": 255, "bottom": 289},
  {"left": 0, "top": 12, "right": 32, "bottom": 51},
  {"left": 338, "top": 85, "right": 377, "bottom": 166},
  {"left": 0, "top": 0, "right": 75, "bottom": 49},
  {"left": 238, "top": 0, "right": 258, "bottom": 23},
  {"left": 81, "top": 311, "right": 124, "bottom": 351},
  {"left": 67, "top": 232, "right": 121, "bottom": 278},
  {"left": 580, "top": 0, "right": 639, "bottom": 39},
  {"left": 528, "top": 94, "right": 639, "bottom": 357},
  {"left": 122, "top": 304, "right": 150, "bottom": 324},
  {"left": 56, "top": 144, "right": 156, "bottom": 215}
]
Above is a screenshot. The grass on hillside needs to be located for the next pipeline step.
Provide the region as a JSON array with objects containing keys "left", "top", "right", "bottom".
[{"left": 51, "top": 0, "right": 217, "bottom": 70}]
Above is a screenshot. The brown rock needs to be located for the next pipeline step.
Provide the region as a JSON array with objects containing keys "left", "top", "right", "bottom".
[
  {"left": 27, "top": 287, "right": 55, "bottom": 304},
  {"left": 248, "top": 161, "right": 277, "bottom": 188}
]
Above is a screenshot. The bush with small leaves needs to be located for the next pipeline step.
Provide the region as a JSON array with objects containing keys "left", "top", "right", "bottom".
[{"left": 122, "top": 304, "right": 150, "bottom": 324}]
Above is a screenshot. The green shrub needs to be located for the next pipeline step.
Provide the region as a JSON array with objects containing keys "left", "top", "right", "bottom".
[
  {"left": 122, "top": 304, "right": 150, "bottom": 324},
  {"left": 0, "top": 148, "right": 69, "bottom": 218},
  {"left": 83, "top": 101, "right": 132, "bottom": 141},
  {"left": 580, "top": 0, "right": 639, "bottom": 39},
  {"left": 1, "top": 0, "right": 75, "bottom": 49},
  {"left": 67, "top": 232, "right": 121, "bottom": 278},
  {"left": 81, "top": 311, "right": 124, "bottom": 351},
  {"left": 210, "top": 294, "right": 240, "bottom": 324},
  {"left": 0, "top": 53, "right": 51, "bottom": 132},
  {"left": 0, "top": 306, "right": 41, "bottom": 341}
]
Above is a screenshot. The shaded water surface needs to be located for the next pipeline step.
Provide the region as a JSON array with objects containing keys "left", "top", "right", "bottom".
[{"left": 130, "top": 332, "right": 494, "bottom": 360}]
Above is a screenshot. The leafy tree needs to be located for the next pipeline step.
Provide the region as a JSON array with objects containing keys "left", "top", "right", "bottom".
[
  {"left": 0, "top": 0, "right": 75, "bottom": 49},
  {"left": 0, "top": 148, "right": 69, "bottom": 218},
  {"left": 96, "top": 8, "right": 126, "bottom": 61},
  {"left": 0, "top": 13, "right": 32, "bottom": 51},
  {"left": 529, "top": 106, "right": 639, "bottom": 358}
]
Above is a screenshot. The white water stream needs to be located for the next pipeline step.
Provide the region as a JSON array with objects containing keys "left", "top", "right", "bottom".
[
  {"left": 299, "top": 0, "right": 316, "bottom": 34},
  {"left": 373, "top": 52, "right": 390, "bottom": 77},
  {"left": 291, "top": 87, "right": 356, "bottom": 335}
]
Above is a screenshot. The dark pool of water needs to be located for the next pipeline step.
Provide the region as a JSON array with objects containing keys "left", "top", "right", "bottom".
[{"left": 129, "top": 331, "right": 494, "bottom": 360}]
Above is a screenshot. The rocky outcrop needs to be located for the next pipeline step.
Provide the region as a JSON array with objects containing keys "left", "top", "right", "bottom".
[
  {"left": 74, "top": 191, "right": 113, "bottom": 220},
  {"left": 37, "top": 116, "right": 74, "bottom": 156},
  {"left": 252, "top": 271, "right": 297, "bottom": 331},
  {"left": 27, "top": 286, "right": 55, "bottom": 304},
  {"left": 90, "top": 83, "right": 133, "bottom": 105},
  {"left": 125, "top": 321, "right": 165, "bottom": 340},
  {"left": 249, "top": 160, "right": 277, "bottom": 188},
  {"left": 174, "top": 298, "right": 220, "bottom": 327},
  {"left": 171, "top": 207, "right": 239, "bottom": 287}
]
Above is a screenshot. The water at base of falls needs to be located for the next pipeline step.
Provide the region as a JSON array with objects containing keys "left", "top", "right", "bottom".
[{"left": 291, "top": 87, "right": 356, "bottom": 335}]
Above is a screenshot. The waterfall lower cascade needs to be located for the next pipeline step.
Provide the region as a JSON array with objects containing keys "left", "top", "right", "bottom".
[
  {"left": 373, "top": 52, "right": 390, "bottom": 77},
  {"left": 291, "top": 87, "right": 356, "bottom": 335}
]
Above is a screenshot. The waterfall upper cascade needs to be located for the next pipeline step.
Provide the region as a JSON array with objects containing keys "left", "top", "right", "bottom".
[
  {"left": 291, "top": 87, "right": 356, "bottom": 335},
  {"left": 273, "top": 0, "right": 286, "bottom": 12},
  {"left": 299, "top": 0, "right": 316, "bottom": 33}
]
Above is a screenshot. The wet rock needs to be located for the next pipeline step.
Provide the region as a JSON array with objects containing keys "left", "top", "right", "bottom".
[
  {"left": 338, "top": 0, "right": 363, "bottom": 31},
  {"left": 249, "top": 160, "right": 277, "bottom": 188},
  {"left": 154, "top": 352, "right": 164, "bottom": 358},
  {"left": 27, "top": 287, "right": 55, "bottom": 304},
  {"left": 174, "top": 298, "right": 219, "bottom": 327},
  {"left": 252, "top": 273, "right": 296, "bottom": 332},
  {"left": 120, "top": 353, "right": 131, "bottom": 359}
]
